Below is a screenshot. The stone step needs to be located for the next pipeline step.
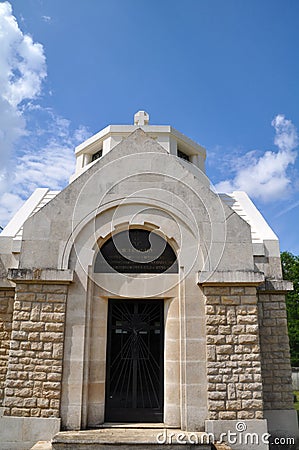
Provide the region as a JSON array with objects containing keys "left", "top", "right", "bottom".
[
  {"left": 30, "top": 442, "right": 52, "bottom": 450},
  {"left": 31, "top": 440, "right": 232, "bottom": 450},
  {"left": 51, "top": 428, "right": 213, "bottom": 449}
]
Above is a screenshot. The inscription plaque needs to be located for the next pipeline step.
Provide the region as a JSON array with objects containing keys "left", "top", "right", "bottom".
[{"left": 94, "top": 229, "right": 178, "bottom": 273}]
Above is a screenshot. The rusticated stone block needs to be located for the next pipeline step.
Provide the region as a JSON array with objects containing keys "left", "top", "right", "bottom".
[
  {"left": 54, "top": 304, "right": 65, "bottom": 312},
  {"left": 218, "top": 326, "right": 231, "bottom": 335},
  {"left": 30, "top": 408, "right": 41, "bottom": 416},
  {"left": 42, "top": 304, "right": 53, "bottom": 312},
  {"left": 46, "top": 293, "right": 66, "bottom": 303},
  {"left": 17, "top": 387, "right": 33, "bottom": 397},
  {"left": 242, "top": 399, "right": 263, "bottom": 410},
  {"left": 37, "top": 398, "right": 50, "bottom": 408},
  {"left": 53, "top": 343, "right": 63, "bottom": 358},
  {"left": 20, "top": 321, "right": 44, "bottom": 332},
  {"left": 45, "top": 323, "right": 64, "bottom": 332},
  {"left": 3, "top": 282, "right": 68, "bottom": 418},
  {"left": 23, "top": 398, "right": 37, "bottom": 407},
  {"left": 204, "top": 287, "right": 230, "bottom": 296},
  {"left": 237, "top": 315, "right": 257, "bottom": 325},
  {"left": 13, "top": 310, "right": 30, "bottom": 320},
  {"left": 217, "top": 345, "right": 233, "bottom": 355},
  {"left": 207, "top": 345, "right": 216, "bottom": 361},
  {"left": 35, "top": 294, "right": 47, "bottom": 302},
  {"left": 207, "top": 335, "right": 226, "bottom": 345},
  {"left": 47, "top": 372, "right": 61, "bottom": 382},
  {"left": 17, "top": 284, "right": 42, "bottom": 293},
  {"left": 43, "top": 285, "right": 68, "bottom": 294},
  {"left": 11, "top": 330, "right": 28, "bottom": 340},
  {"left": 43, "top": 390, "right": 60, "bottom": 399},
  {"left": 50, "top": 399, "right": 60, "bottom": 409},
  {"left": 219, "top": 411, "right": 237, "bottom": 420},
  {"left": 230, "top": 286, "right": 245, "bottom": 295},
  {"left": 206, "top": 316, "right": 226, "bottom": 325},
  {"left": 205, "top": 305, "right": 215, "bottom": 315},
  {"left": 40, "top": 332, "right": 63, "bottom": 343},
  {"left": 240, "top": 295, "right": 257, "bottom": 304},
  {"left": 40, "top": 312, "right": 65, "bottom": 323},
  {"left": 16, "top": 292, "right": 36, "bottom": 302},
  {"left": 209, "top": 400, "right": 225, "bottom": 411},
  {"left": 238, "top": 334, "right": 258, "bottom": 344},
  {"left": 43, "top": 382, "right": 60, "bottom": 390},
  {"left": 226, "top": 400, "right": 242, "bottom": 410},
  {"left": 11, "top": 407, "right": 30, "bottom": 417},
  {"left": 221, "top": 296, "right": 240, "bottom": 305},
  {"left": 29, "top": 372, "right": 47, "bottom": 381},
  {"left": 28, "top": 332, "right": 40, "bottom": 341},
  {"left": 41, "top": 409, "right": 59, "bottom": 417},
  {"left": 237, "top": 410, "right": 256, "bottom": 419},
  {"left": 208, "top": 391, "right": 227, "bottom": 400}
]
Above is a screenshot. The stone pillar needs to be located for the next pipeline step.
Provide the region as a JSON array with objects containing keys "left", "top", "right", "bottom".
[
  {"left": 199, "top": 272, "right": 269, "bottom": 450},
  {"left": 3, "top": 282, "right": 68, "bottom": 418},
  {"left": 3, "top": 269, "right": 73, "bottom": 422},
  {"left": 203, "top": 285, "right": 264, "bottom": 420},
  {"left": 0, "top": 289, "right": 14, "bottom": 407},
  {"left": 257, "top": 280, "right": 299, "bottom": 441}
]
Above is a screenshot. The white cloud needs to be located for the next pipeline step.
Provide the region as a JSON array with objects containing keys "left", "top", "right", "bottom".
[
  {"left": 0, "top": 1, "right": 46, "bottom": 163},
  {"left": 275, "top": 199, "right": 299, "bottom": 218},
  {"left": 41, "top": 16, "right": 51, "bottom": 23},
  {"left": 13, "top": 113, "right": 88, "bottom": 196},
  {"left": 0, "top": 108, "right": 89, "bottom": 225},
  {"left": 215, "top": 115, "right": 298, "bottom": 202},
  {"left": 0, "top": 191, "right": 24, "bottom": 225},
  {"left": 0, "top": 2, "right": 89, "bottom": 227}
]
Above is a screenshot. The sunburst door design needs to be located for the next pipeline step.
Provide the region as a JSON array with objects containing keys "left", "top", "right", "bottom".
[{"left": 105, "top": 299, "right": 164, "bottom": 422}]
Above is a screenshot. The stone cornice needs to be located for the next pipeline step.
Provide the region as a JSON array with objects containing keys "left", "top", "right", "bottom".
[
  {"left": 198, "top": 270, "right": 265, "bottom": 286},
  {"left": 7, "top": 268, "right": 74, "bottom": 284},
  {"left": 257, "top": 279, "right": 293, "bottom": 293}
]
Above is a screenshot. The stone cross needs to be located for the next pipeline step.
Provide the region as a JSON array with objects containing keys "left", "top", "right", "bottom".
[{"left": 134, "top": 110, "right": 149, "bottom": 126}]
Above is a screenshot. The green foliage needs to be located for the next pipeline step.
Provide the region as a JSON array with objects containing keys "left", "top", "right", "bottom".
[{"left": 281, "top": 251, "right": 299, "bottom": 367}]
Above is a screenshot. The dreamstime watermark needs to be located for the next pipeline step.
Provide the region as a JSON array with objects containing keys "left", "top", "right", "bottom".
[{"left": 156, "top": 422, "right": 296, "bottom": 446}]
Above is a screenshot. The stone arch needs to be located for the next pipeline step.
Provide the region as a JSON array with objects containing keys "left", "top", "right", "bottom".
[{"left": 60, "top": 198, "right": 213, "bottom": 430}]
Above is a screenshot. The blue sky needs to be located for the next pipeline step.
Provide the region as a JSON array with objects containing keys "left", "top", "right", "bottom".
[{"left": 0, "top": 0, "right": 299, "bottom": 253}]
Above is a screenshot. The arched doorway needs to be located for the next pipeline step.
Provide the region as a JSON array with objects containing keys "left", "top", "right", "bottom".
[{"left": 94, "top": 229, "right": 178, "bottom": 423}]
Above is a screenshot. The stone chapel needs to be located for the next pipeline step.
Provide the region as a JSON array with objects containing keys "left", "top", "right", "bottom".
[{"left": 0, "top": 111, "right": 297, "bottom": 449}]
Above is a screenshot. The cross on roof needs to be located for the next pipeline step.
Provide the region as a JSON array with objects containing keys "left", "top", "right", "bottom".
[{"left": 134, "top": 110, "right": 150, "bottom": 126}]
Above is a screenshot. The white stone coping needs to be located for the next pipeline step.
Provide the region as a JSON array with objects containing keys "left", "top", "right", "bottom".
[
  {"left": 0, "top": 280, "right": 15, "bottom": 288},
  {"left": 257, "top": 279, "right": 293, "bottom": 293},
  {"left": 220, "top": 191, "right": 280, "bottom": 258},
  {"left": 0, "top": 188, "right": 49, "bottom": 238},
  {"left": 52, "top": 428, "right": 211, "bottom": 445},
  {"left": 198, "top": 270, "right": 265, "bottom": 285},
  {"left": 7, "top": 268, "right": 74, "bottom": 283},
  {"left": 75, "top": 125, "right": 206, "bottom": 157}
]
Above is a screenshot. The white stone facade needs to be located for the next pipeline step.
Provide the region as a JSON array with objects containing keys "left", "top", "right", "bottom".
[{"left": 0, "top": 113, "right": 297, "bottom": 449}]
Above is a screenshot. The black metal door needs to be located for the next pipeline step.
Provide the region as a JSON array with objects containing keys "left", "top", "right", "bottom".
[{"left": 105, "top": 299, "right": 164, "bottom": 422}]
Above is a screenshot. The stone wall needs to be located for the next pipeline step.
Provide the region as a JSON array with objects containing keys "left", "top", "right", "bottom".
[
  {"left": 258, "top": 291, "right": 293, "bottom": 410},
  {"left": 203, "top": 285, "right": 264, "bottom": 420},
  {"left": 3, "top": 282, "right": 68, "bottom": 418},
  {"left": 0, "top": 289, "right": 14, "bottom": 406}
]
